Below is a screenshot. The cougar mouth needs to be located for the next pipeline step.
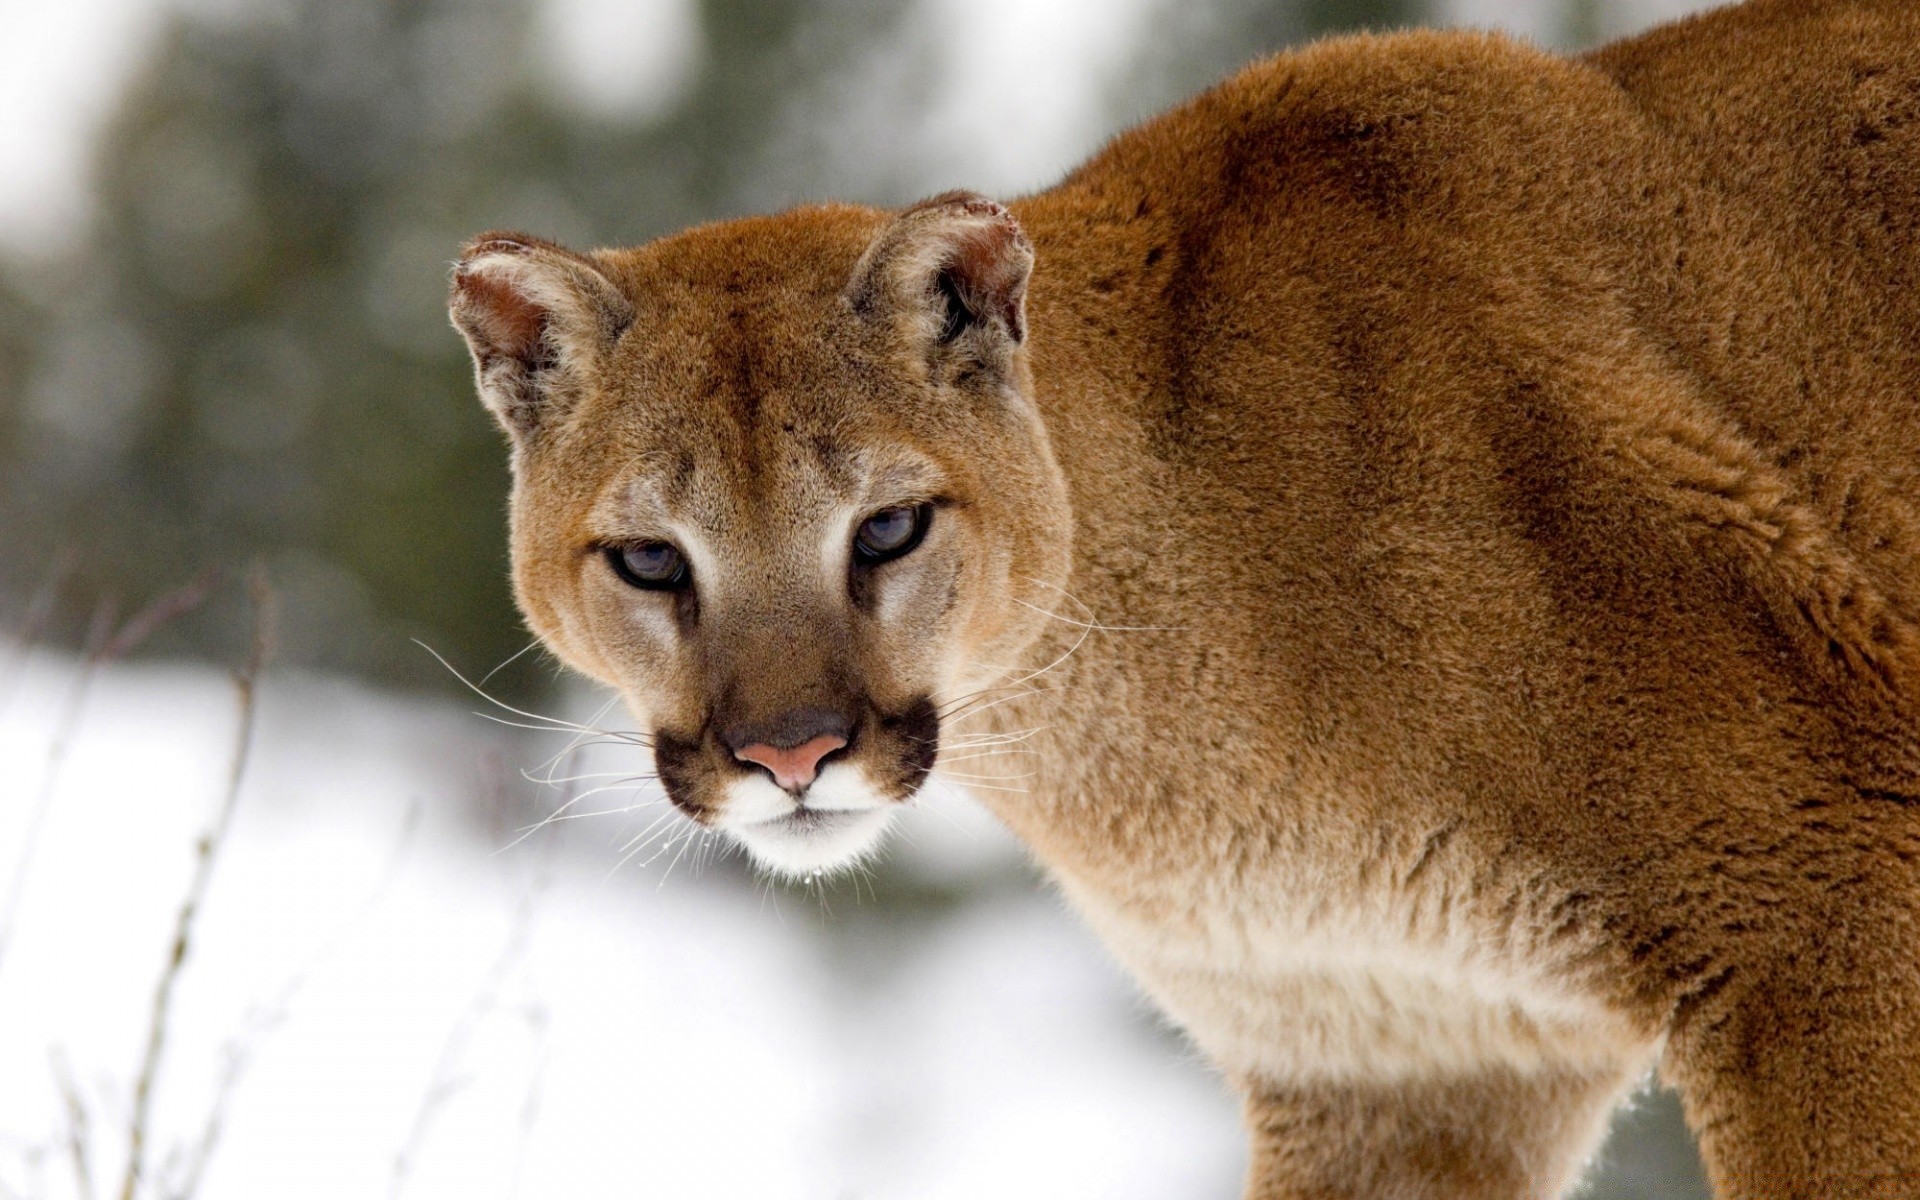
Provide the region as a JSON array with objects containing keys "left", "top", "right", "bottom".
[
  {"left": 724, "top": 785, "right": 897, "bottom": 877},
  {"left": 648, "top": 696, "right": 941, "bottom": 879}
]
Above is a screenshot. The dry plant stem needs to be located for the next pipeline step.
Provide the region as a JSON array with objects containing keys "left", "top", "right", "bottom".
[
  {"left": 0, "top": 1145, "right": 48, "bottom": 1200},
  {"left": 506, "top": 1005, "right": 551, "bottom": 1200},
  {"left": 388, "top": 863, "right": 549, "bottom": 1200},
  {"left": 0, "top": 572, "right": 221, "bottom": 979},
  {"left": 117, "top": 571, "right": 274, "bottom": 1200},
  {"left": 0, "top": 550, "right": 77, "bottom": 714},
  {"left": 95, "top": 570, "right": 219, "bottom": 663},
  {"left": 164, "top": 1046, "right": 240, "bottom": 1200},
  {"left": 172, "top": 797, "right": 422, "bottom": 1200},
  {"left": 0, "top": 596, "right": 117, "bottom": 978},
  {"left": 50, "top": 1051, "right": 94, "bottom": 1200}
]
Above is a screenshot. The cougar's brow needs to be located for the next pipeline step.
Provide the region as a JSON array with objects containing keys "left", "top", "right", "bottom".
[
  {"left": 585, "top": 454, "right": 693, "bottom": 542},
  {"left": 858, "top": 458, "right": 947, "bottom": 507}
]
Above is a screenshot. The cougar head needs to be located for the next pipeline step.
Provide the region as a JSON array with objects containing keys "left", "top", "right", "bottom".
[{"left": 449, "top": 193, "right": 1071, "bottom": 877}]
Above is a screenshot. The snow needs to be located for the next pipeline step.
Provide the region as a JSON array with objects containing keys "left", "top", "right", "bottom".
[{"left": 0, "top": 650, "right": 1242, "bottom": 1199}]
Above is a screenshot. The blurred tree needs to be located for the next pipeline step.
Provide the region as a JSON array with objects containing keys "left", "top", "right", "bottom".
[
  {"left": 0, "top": 0, "right": 918, "bottom": 695},
  {"left": 0, "top": 0, "right": 1426, "bottom": 692},
  {"left": 1108, "top": 0, "right": 1427, "bottom": 129},
  {"left": 0, "top": 276, "right": 33, "bottom": 469}
]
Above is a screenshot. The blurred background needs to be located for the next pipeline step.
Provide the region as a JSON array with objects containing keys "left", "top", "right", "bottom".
[{"left": 0, "top": 0, "right": 1726, "bottom": 1196}]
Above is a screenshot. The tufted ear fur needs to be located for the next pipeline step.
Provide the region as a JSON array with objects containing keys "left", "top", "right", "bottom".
[
  {"left": 847, "top": 191, "right": 1034, "bottom": 374},
  {"left": 449, "top": 232, "right": 633, "bottom": 445}
]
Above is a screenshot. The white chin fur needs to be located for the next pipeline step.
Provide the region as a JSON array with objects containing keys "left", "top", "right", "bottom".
[
  {"left": 728, "top": 807, "right": 896, "bottom": 878},
  {"left": 718, "top": 763, "right": 899, "bottom": 879}
]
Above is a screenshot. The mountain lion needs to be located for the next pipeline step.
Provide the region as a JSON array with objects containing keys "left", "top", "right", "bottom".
[{"left": 449, "top": 1, "right": 1920, "bottom": 1195}]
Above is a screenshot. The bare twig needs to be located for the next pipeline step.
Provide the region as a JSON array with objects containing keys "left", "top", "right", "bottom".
[
  {"left": 50, "top": 1049, "right": 96, "bottom": 1200},
  {"left": 1, "top": 571, "right": 223, "bottom": 979},
  {"left": 170, "top": 796, "right": 424, "bottom": 1200},
  {"left": 95, "top": 569, "right": 220, "bottom": 664},
  {"left": 163, "top": 1039, "right": 244, "bottom": 1200},
  {"left": 388, "top": 864, "right": 549, "bottom": 1200},
  {"left": 506, "top": 1004, "right": 550, "bottom": 1200},
  {"left": 0, "top": 549, "right": 76, "bottom": 713},
  {"left": 0, "top": 1135, "right": 49, "bottom": 1200},
  {"left": 117, "top": 569, "right": 275, "bottom": 1200},
  {"left": 0, "top": 595, "right": 117, "bottom": 978}
]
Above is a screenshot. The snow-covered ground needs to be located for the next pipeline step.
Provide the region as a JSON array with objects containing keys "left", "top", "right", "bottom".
[{"left": 0, "top": 650, "right": 1242, "bottom": 1199}]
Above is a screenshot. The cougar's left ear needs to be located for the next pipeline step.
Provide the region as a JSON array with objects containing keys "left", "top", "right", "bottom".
[
  {"left": 847, "top": 191, "right": 1034, "bottom": 370},
  {"left": 449, "top": 232, "right": 633, "bottom": 446}
]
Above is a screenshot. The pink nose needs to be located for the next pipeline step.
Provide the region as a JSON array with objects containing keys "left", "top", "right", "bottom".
[{"left": 734, "top": 734, "right": 847, "bottom": 792}]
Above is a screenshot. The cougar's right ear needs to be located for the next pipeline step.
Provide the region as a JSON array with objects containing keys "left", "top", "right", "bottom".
[
  {"left": 449, "top": 232, "right": 633, "bottom": 445},
  {"left": 847, "top": 191, "right": 1034, "bottom": 377}
]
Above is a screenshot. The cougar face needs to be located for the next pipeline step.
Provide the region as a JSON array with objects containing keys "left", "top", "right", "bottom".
[{"left": 451, "top": 199, "right": 1071, "bottom": 876}]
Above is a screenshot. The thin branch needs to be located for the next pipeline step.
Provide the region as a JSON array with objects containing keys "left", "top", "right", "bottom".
[
  {"left": 389, "top": 869, "right": 547, "bottom": 1200},
  {"left": 0, "top": 596, "right": 117, "bottom": 979},
  {"left": 505, "top": 1005, "right": 550, "bottom": 1200},
  {"left": 0, "top": 549, "right": 76, "bottom": 713},
  {"left": 0, "top": 1138, "right": 49, "bottom": 1200},
  {"left": 117, "top": 569, "right": 275, "bottom": 1200},
  {"left": 96, "top": 570, "right": 220, "bottom": 665},
  {"left": 172, "top": 796, "right": 421, "bottom": 1200},
  {"left": 1, "top": 572, "right": 222, "bottom": 979},
  {"left": 50, "top": 1050, "right": 94, "bottom": 1200}
]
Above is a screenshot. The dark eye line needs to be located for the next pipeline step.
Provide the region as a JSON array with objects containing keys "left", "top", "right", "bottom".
[
  {"left": 853, "top": 500, "right": 936, "bottom": 567},
  {"left": 868, "top": 494, "right": 954, "bottom": 518},
  {"left": 599, "top": 539, "right": 692, "bottom": 591},
  {"left": 583, "top": 495, "right": 951, "bottom": 592},
  {"left": 578, "top": 536, "right": 672, "bottom": 557}
]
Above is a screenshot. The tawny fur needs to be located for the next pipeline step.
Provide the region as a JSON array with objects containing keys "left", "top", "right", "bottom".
[{"left": 450, "top": 2, "right": 1920, "bottom": 1196}]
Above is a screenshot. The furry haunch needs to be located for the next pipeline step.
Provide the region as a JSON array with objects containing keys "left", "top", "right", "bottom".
[{"left": 452, "top": 2, "right": 1920, "bottom": 1196}]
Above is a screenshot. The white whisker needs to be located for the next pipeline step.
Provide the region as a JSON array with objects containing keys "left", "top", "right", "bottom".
[
  {"left": 941, "top": 725, "right": 1047, "bottom": 747},
  {"left": 942, "top": 684, "right": 1068, "bottom": 732},
  {"left": 936, "top": 768, "right": 1038, "bottom": 782},
  {"left": 617, "top": 810, "right": 679, "bottom": 854},
  {"left": 518, "top": 801, "right": 659, "bottom": 828},
  {"left": 936, "top": 747, "right": 1040, "bottom": 766},
  {"left": 419, "top": 640, "right": 638, "bottom": 741},
  {"left": 606, "top": 812, "right": 682, "bottom": 879},
  {"left": 935, "top": 778, "right": 1030, "bottom": 795},
  {"left": 522, "top": 768, "right": 657, "bottom": 786},
  {"left": 656, "top": 825, "right": 703, "bottom": 890},
  {"left": 477, "top": 638, "right": 546, "bottom": 688},
  {"left": 1021, "top": 575, "right": 1185, "bottom": 632}
]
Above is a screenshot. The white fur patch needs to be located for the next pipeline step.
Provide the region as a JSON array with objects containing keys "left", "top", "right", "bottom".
[
  {"left": 460, "top": 250, "right": 581, "bottom": 319},
  {"left": 799, "top": 762, "right": 894, "bottom": 812},
  {"left": 1057, "top": 875, "right": 1651, "bottom": 1089},
  {"left": 720, "top": 772, "right": 805, "bottom": 826},
  {"left": 716, "top": 763, "right": 896, "bottom": 878}
]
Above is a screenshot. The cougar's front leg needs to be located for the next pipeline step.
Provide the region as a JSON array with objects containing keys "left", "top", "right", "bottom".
[
  {"left": 1238, "top": 1065, "right": 1638, "bottom": 1200},
  {"left": 1662, "top": 885, "right": 1920, "bottom": 1200}
]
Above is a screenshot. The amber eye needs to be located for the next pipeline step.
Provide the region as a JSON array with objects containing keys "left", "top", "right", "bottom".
[
  {"left": 853, "top": 504, "right": 930, "bottom": 565},
  {"left": 606, "top": 542, "right": 689, "bottom": 590}
]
